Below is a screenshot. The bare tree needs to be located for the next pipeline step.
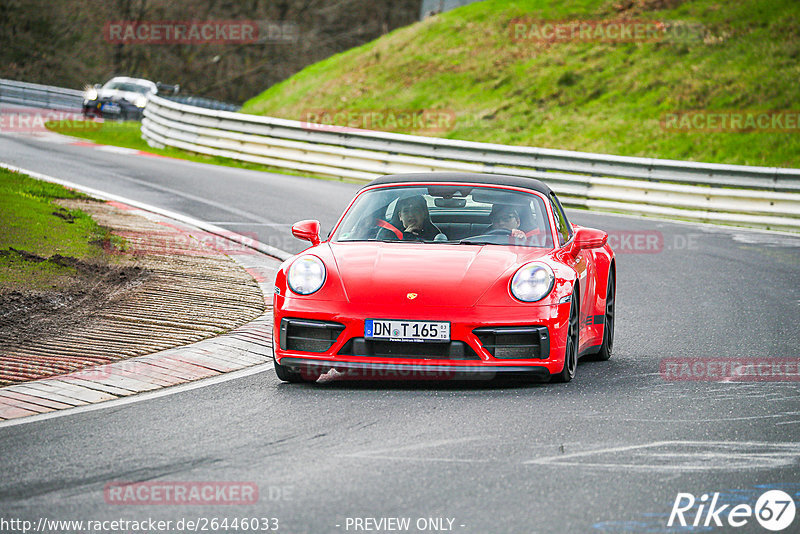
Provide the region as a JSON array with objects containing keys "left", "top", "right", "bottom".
[{"left": 0, "top": 0, "right": 421, "bottom": 103}]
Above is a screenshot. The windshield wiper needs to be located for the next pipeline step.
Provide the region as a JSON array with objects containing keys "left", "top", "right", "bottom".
[{"left": 458, "top": 238, "right": 495, "bottom": 245}]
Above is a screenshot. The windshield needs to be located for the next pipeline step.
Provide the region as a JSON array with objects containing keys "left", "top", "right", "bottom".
[
  {"left": 103, "top": 81, "right": 154, "bottom": 94},
  {"left": 332, "top": 185, "right": 554, "bottom": 248}
]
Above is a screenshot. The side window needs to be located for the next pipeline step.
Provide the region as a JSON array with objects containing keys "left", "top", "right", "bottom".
[{"left": 549, "top": 193, "right": 572, "bottom": 246}]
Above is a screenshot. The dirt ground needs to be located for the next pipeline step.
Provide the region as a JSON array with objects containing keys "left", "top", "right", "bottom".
[
  {"left": 0, "top": 249, "right": 148, "bottom": 347},
  {"left": 0, "top": 199, "right": 267, "bottom": 385}
]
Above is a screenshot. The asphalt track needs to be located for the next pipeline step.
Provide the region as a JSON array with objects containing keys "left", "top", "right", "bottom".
[{"left": 1, "top": 131, "right": 799, "bottom": 534}]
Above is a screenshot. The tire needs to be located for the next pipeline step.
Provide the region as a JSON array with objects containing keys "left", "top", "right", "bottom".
[
  {"left": 272, "top": 347, "right": 320, "bottom": 383},
  {"left": 273, "top": 358, "right": 305, "bottom": 383},
  {"left": 594, "top": 270, "right": 615, "bottom": 361},
  {"left": 552, "top": 289, "right": 578, "bottom": 383}
]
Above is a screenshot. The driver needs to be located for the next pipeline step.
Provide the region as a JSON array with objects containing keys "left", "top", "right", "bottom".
[{"left": 488, "top": 204, "right": 526, "bottom": 239}]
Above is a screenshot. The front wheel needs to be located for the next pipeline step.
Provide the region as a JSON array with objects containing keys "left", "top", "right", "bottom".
[
  {"left": 594, "top": 270, "right": 615, "bottom": 361},
  {"left": 552, "top": 290, "right": 578, "bottom": 383}
]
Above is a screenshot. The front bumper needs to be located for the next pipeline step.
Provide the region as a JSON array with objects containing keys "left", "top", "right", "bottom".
[
  {"left": 279, "top": 357, "right": 551, "bottom": 380},
  {"left": 273, "top": 302, "right": 570, "bottom": 376},
  {"left": 83, "top": 99, "right": 143, "bottom": 120}
]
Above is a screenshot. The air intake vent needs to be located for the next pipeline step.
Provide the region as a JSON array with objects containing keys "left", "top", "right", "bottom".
[
  {"left": 280, "top": 318, "right": 345, "bottom": 353},
  {"left": 473, "top": 326, "right": 550, "bottom": 359}
]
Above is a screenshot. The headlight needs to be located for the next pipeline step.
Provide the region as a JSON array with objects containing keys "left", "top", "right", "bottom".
[
  {"left": 287, "top": 256, "right": 326, "bottom": 295},
  {"left": 85, "top": 87, "right": 98, "bottom": 101},
  {"left": 510, "top": 262, "right": 554, "bottom": 302},
  {"left": 134, "top": 95, "right": 148, "bottom": 108}
]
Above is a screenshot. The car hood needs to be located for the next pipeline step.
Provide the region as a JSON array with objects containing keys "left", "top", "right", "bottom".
[
  {"left": 98, "top": 89, "right": 148, "bottom": 103},
  {"left": 327, "top": 242, "right": 549, "bottom": 307}
]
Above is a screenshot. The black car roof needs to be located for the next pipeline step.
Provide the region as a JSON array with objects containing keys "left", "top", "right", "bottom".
[{"left": 365, "top": 172, "right": 554, "bottom": 196}]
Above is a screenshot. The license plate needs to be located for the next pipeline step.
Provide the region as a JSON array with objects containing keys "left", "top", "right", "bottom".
[
  {"left": 101, "top": 102, "right": 121, "bottom": 113},
  {"left": 365, "top": 319, "right": 450, "bottom": 343}
]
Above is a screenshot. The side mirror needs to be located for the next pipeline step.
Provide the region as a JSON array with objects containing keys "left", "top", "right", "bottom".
[
  {"left": 570, "top": 227, "right": 607, "bottom": 254},
  {"left": 94, "top": 83, "right": 102, "bottom": 89},
  {"left": 292, "top": 220, "right": 321, "bottom": 246}
]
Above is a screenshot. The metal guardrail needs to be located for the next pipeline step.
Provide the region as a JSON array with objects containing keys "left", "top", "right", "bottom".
[
  {"left": 142, "top": 94, "right": 800, "bottom": 231},
  {"left": 1, "top": 78, "right": 795, "bottom": 231},
  {"left": 0, "top": 79, "right": 84, "bottom": 111},
  {"left": 3, "top": 76, "right": 796, "bottom": 231},
  {"left": 0, "top": 78, "right": 241, "bottom": 116},
  {"left": 163, "top": 95, "right": 240, "bottom": 113}
]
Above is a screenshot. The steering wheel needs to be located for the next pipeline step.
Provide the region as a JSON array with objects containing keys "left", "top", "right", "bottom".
[
  {"left": 403, "top": 231, "right": 426, "bottom": 242},
  {"left": 486, "top": 228, "right": 513, "bottom": 236}
]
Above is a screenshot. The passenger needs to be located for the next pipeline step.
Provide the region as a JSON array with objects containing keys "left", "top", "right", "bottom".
[{"left": 488, "top": 204, "right": 526, "bottom": 239}]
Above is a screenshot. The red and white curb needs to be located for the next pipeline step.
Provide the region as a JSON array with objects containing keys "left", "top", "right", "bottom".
[{"left": 0, "top": 164, "right": 292, "bottom": 426}]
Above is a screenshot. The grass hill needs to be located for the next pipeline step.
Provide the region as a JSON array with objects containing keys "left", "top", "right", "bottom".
[{"left": 241, "top": 0, "right": 800, "bottom": 168}]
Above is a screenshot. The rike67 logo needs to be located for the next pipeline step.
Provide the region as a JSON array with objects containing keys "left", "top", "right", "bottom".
[{"left": 668, "top": 490, "right": 796, "bottom": 531}]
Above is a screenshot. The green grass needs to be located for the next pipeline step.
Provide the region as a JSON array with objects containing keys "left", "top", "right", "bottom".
[
  {"left": 48, "top": 120, "right": 145, "bottom": 149},
  {"left": 44, "top": 120, "right": 359, "bottom": 183},
  {"left": 0, "top": 167, "right": 119, "bottom": 290},
  {"left": 46, "top": 120, "right": 246, "bottom": 164},
  {"left": 241, "top": 0, "right": 800, "bottom": 168}
]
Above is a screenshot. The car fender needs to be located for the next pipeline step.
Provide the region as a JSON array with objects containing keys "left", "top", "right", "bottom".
[
  {"left": 274, "top": 244, "right": 349, "bottom": 304},
  {"left": 473, "top": 253, "right": 578, "bottom": 308}
]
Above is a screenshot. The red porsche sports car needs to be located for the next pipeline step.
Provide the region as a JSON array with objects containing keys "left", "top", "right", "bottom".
[{"left": 272, "top": 173, "right": 615, "bottom": 383}]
